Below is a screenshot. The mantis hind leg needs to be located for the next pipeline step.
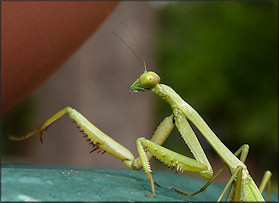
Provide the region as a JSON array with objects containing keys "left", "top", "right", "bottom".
[
  {"left": 217, "top": 166, "right": 243, "bottom": 202},
  {"left": 217, "top": 144, "right": 252, "bottom": 202},
  {"left": 224, "top": 145, "right": 271, "bottom": 202},
  {"left": 259, "top": 170, "right": 272, "bottom": 201},
  {"left": 215, "top": 144, "right": 270, "bottom": 202}
]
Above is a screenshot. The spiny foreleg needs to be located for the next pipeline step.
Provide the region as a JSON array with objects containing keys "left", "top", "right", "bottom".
[
  {"left": 9, "top": 107, "right": 175, "bottom": 171},
  {"left": 136, "top": 137, "right": 209, "bottom": 197},
  {"left": 9, "top": 107, "right": 178, "bottom": 197},
  {"left": 9, "top": 107, "right": 135, "bottom": 166}
]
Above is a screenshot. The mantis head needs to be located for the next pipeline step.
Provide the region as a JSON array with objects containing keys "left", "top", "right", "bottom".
[
  {"left": 113, "top": 27, "right": 160, "bottom": 93},
  {"left": 130, "top": 71, "right": 161, "bottom": 93}
]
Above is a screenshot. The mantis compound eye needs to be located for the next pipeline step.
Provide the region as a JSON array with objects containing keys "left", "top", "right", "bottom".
[
  {"left": 130, "top": 71, "right": 161, "bottom": 93},
  {"left": 139, "top": 71, "right": 161, "bottom": 89}
]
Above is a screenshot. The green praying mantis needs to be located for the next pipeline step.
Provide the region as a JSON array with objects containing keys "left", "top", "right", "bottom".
[{"left": 9, "top": 29, "right": 272, "bottom": 202}]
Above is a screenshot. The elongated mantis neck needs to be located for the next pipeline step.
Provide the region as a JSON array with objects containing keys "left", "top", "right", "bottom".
[{"left": 151, "top": 83, "right": 246, "bottom": 173}]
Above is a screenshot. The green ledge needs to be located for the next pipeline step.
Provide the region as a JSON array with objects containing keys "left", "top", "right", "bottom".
[{"left": 1, "top": 164, "right": 277, "bottom": 201}]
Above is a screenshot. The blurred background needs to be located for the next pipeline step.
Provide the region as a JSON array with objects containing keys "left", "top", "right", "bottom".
[{"left": 2, "top": 1, "right": 278, "bottom": 192}]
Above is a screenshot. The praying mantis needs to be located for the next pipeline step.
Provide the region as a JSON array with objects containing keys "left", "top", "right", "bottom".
[{"left": 9, "top": 29, "right": 272, "bottom": 202}]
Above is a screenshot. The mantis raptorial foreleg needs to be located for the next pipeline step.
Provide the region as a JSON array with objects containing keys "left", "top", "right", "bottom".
[
  {"left": 136, "top": 138, "right": 209, "bottom": 197},
  {"left": 10, "top": 107, "right": 173, "bottom": 169},
  {"left": 10, "top": 106, "right": 211, "bottom": 197},
  {"left": 173, "top": 108, "right": 212, "bottom": 179}
]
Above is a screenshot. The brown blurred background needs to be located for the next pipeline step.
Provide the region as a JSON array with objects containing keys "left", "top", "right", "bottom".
[{"left": 2, "top": 2, "right": 158, "bottom": 168}]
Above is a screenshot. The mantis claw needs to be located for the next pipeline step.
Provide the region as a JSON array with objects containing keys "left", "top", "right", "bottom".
[
  {"left": 153, "top": 180, "right": 160, "bottom": 187},
  {"left": 40, "top": 131, "right": 43, "bottom": 144},
  {"left": 89, "top": 146, "right": 99, "bottom": 153}
]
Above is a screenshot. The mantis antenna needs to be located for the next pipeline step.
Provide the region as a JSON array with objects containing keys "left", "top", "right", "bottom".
[
  {"left": 112, "top": 25, "right": 147, "bottom": 72},
  {"left": 121, "top": 23, "right": 147, "bottom": 72}
]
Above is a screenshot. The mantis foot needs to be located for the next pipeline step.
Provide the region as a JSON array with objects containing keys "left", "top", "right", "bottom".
[
  {"left": 144, "top": 193, "right": 155, "bottom": 197},
  {"left": 170, "top": 187, "right": 192, "bottom": 196}
]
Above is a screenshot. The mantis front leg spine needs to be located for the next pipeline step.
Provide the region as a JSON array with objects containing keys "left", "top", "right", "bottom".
[{"left": 9, "top": 106, "right": 175, "bottom": 171}]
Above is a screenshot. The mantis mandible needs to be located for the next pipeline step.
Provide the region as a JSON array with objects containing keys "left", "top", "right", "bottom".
[{"left": 10, "top": 29, "right": 272, "bottom": 202}]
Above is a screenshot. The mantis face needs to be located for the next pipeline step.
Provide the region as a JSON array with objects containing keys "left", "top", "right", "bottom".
[{"left": 130, "top": 71, "right": 161, "bottom": 93}]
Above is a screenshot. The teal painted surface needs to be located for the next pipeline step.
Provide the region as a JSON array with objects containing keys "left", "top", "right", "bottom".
[{"left": 2, "top": 164, "right": 277, "bottom": 201}]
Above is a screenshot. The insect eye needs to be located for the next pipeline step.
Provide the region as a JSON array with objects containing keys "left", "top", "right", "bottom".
[{"left": 139, "top": 71, "right": 161, "bottom": 88}]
